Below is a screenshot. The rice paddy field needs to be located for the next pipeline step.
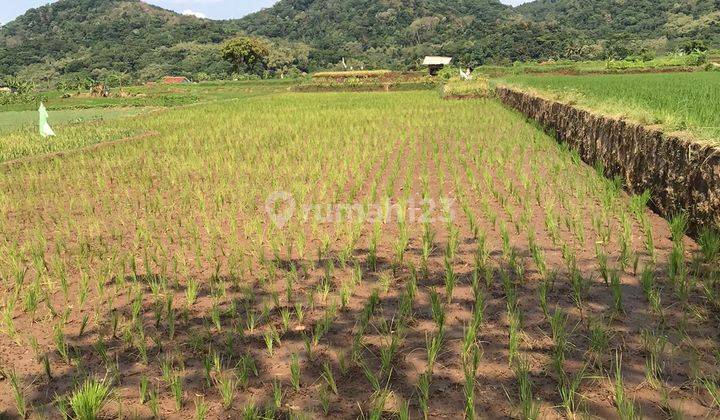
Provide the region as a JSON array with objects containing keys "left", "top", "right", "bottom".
[
  {"left": 0, "top": 82, "right": 292, "bottom": 163},
  {"left": 1, "top": 82, "right": 719, "bottom": 419},
  {"left": 502, "top": 72, "right": 720, "bottom": 143},
  {"left": 0, "top": 108, "right": 155, "bottom": 136}
]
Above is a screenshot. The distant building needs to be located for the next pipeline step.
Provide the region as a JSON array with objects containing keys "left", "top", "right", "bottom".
[
  {"left": 422, "top": 56, "right": 453, "bottom": 75},
  {"left": 162, "top": 76, "right": 191, "bottom": 84}
]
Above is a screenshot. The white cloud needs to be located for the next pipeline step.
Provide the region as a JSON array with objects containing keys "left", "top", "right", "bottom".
[{"left": 181, "top": 9, "right": 207, "bottom": 18}]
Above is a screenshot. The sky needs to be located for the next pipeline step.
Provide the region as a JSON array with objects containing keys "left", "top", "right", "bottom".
[{"left": 1, "top": 0, "right": 531, "bottom": 25}]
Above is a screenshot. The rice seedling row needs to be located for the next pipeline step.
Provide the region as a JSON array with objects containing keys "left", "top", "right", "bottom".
[{"left": 0, "top": 87, "right": 718, "bottom": 418}]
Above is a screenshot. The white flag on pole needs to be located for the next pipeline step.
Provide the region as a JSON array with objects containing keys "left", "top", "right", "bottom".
[{"left": 39, "top": 102, "right": 56, "bottom": 137}]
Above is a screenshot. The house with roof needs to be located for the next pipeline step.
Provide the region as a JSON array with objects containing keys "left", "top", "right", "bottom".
[{"left": 422, "top": 56, "right": 453, "bottom": 75}]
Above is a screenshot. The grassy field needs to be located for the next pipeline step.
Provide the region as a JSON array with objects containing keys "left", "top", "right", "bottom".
[
  {"left": 0, "top": 79, "right": 295, "bottom": 113},
  {"left": 0, "top": 84, "right": 719, "bottom": 419},
  {"left": 0, "top": 81, "right": 293, "bottom": 163},
  {"left": 0, "top": 107, "right": 152, "bottom": 136},
  {"left": 475, "top": 53, "right": 710, "bottom": 78},
  {"left": 442, "top": 79, "right": 490, "bottom": 99},
  {"left": 502, "top": 71, "right": 720, "bottom": 143}
]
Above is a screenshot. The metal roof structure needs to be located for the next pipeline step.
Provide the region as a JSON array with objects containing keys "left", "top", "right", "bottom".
[{"left": 422, "top": 56, "right": 453, "bottom": 66}]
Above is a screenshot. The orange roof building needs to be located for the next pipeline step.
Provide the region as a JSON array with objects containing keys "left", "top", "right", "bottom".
[{"left": 162, "top": 76, "right": 191, "bottom": 84}]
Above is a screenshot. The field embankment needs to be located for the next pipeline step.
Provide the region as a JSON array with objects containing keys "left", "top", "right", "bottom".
[
  {"left": 293, "top": 71, "right": 437, "bottom": 92},
  {"left": 441, "top": 79, "right": 490, "bottom": 100},
  {"left": 501, "top": 72, "right": 720, "bottom": 142},
  {"left": 475, "top": 53, "right": 710, "bottom": 78},
  {"left": 497, "top": 86, "right": 720, "bottom": 232},
  {"left": 0, "top": 107, "right": 153, "bottom": 135}
]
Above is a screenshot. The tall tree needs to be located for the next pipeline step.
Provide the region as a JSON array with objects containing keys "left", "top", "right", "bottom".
[{"left": 221, "top": 36, "right": 271, "bottom": 74}]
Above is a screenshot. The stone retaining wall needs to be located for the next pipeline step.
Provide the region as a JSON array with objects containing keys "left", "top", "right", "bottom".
[{"left": 497, "top": 87, "right": 720, "bottom": 232}]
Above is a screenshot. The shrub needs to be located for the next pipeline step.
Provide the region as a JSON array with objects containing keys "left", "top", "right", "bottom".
[
  {"left": 436, "top": 66, "right": 458, "bottom": 80},
  {"left": 283, "top": 67, "right": 304, "bottom": 78},
  {"left": 0, "top": 92, "right": 44, "bottom": 106},
  {"left": 2, "top": 77, "right": 35, "bottom": 94},
  {"left": 606, "top": 52, "right": 707, "bottom": 70},
  {"left": 685, "top": 51, "right": 709, "bottom": 66},
  {"left": 194, "top": 72, "right": 211, "bottom": 82},
  {"left": 682, "top": 40, "right": 709, "bottom": 54}
]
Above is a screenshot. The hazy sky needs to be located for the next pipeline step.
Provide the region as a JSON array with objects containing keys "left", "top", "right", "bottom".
[{"left": 1, "top": 0, "right": 531, "bottom": 24}]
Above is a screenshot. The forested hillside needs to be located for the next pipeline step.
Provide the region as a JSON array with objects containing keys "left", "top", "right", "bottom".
[
  {"left": 238, "top": 0, "right": 720, "bottom": 66},
  {"left": 0, "top": 0, "right": 718, "bottom": 85},
  {"left": 0, "top": 0, "right": 242, "bottom": 85},
  {"left": 236, "top": 0, "right": 512, "bottom": 67},
  {"left": 516, "top": 0, "right": 720, "bottom": 56}
]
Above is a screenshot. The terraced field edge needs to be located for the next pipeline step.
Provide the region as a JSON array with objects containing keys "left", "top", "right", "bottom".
[{"left": 497, "top": 86, "right": 720, "bottom": 232}]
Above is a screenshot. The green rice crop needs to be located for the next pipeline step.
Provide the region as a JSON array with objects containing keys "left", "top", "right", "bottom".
[
  {"left": 503, "top": 72, "right": 720, "bottom": 143},
  {"left": 0, "top": 81, "right": 717, "bottom": 418},
  {"left": 0, "top": 81, "right": 292, "bottom": 162},
  {"left": 0, "top": 107, "right": 152, "bottom": 136}
]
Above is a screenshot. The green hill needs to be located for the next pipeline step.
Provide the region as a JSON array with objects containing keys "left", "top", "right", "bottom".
[
  {"left": 236, "top": 0, "right": 512, "bottom": 67},
  {"left": 517, "top": 0, "right": 719, "bottom": 40},
  {"left": 0, "top": 0, "right": 241, "bottom": 84},
  {"left": 238, "top": 0, "right": 720, "bottom": 66},
  {"left": 516, "top": 0, "right": 720, "bottom": 56},
  {"left": 0, "top": 0, "right": 718, "bottom": 84}
]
